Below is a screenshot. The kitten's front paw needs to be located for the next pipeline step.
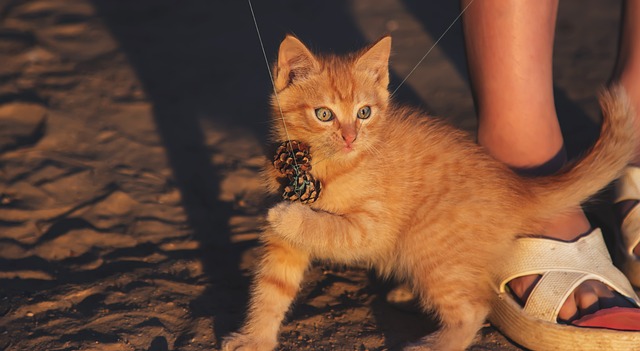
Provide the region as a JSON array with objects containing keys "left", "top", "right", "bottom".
[
  {"left": 266, "top": 202, "right": 290, "bottom": 226},
  {"left": 403, "top": 330, "right": 477, "bottom": 351},
  {"left": 402, "top": 343, "right": 434, "bottom": 351},
  {"left": 267, "top": 202, "right": 309, "bottom": 239},
  {"left": 402, "top": 332, "right": 441, "bottom": 351},
  {"left": 221, "top": 333, "right": 276, "bottom": 351}
]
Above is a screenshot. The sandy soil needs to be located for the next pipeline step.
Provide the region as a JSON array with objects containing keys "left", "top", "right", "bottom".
[{"left": 0, "top": 0, "right": 630, "bottom": 350}]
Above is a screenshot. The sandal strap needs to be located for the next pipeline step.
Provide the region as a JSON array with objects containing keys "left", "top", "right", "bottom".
[
  {"left": 616, "top": 166, "right": 640, "bottom": 256},
  {"left": 494, "top": 228, "right": 640, "bottom": 322},
  {"left": 621, "top": 205, "right": 640, "bottom": 256},
  {"left": 524, "top": 271, "right": 585, "bottom": 322},
  {"left": 615, "top": 166, "right": 640, "bottom": 203}
]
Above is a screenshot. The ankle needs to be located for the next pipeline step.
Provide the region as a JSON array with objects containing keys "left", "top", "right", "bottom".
[
  {"left": 512, "top": 147, "right": 567, "bottom": 177},
  {"left": 478, "top": 129, "right": 564, "bottom": 170},
  {"left": 510, "top": 148, "right": 591, "bottom": 241}
]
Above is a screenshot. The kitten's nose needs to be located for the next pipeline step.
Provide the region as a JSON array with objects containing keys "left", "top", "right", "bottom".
[{"left": 341, "top": 127, "right": 357, "bottom": 147}]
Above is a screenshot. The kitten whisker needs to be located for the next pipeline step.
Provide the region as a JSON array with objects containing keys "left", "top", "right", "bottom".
[{"left": 367, "top": 143, "right": 382, "bottom": 158}]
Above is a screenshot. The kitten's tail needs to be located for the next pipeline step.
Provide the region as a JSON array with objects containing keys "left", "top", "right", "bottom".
[{"left": 524, "top": 85, "right": 637, "bottom": 221}]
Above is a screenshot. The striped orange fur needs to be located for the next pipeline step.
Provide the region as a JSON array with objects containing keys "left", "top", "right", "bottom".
[{"left": 222, "top": 35, "right": 637, "bottom": 351}]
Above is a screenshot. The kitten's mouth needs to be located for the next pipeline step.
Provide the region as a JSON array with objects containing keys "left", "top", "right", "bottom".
[
  {"left": 342, "top": 139, "right": 357, "bottom": 152},
  {"left": 342, "top": 132, "right": 357, "bottom": 153}
]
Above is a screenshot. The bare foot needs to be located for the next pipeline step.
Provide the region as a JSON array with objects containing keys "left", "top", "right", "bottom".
[
  {"left": 386, "top": 211, "right": 636, "bottom": 322},
  {"left": 508, "top": 211, "right": 634, "bottom": 322}
]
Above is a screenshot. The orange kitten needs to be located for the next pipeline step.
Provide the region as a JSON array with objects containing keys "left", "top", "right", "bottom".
[{"left": 222, "top": 35, "right": 636, "bottom": 351}]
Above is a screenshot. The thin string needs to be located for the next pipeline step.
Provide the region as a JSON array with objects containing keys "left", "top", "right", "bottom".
[
  {"left": 352, "top": 0, "right": 474, "bottom": 150},
  {"left": 391, "top": 0, "right": 474, "bottom": 97},
  {"left": 248, "top": 0, "right": 305, "bottom": 197},
  {"left": 247, "top": 0, "right": 298, "bottom": 168}
]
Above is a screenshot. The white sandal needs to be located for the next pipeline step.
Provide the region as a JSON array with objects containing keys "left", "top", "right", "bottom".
[
  {"left": 615, "top": 166, "right": 640, "bottom": 287},
  {"left": 489, "top": 228, "right": 640, "bottom": 350}
]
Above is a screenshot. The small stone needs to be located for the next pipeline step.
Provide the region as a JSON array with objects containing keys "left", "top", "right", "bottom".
[{"left": 0, "top": 194, "right": 12, "bottom": 205}]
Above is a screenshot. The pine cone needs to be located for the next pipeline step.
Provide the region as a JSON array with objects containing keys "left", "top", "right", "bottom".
[
  {"left": 273, "top": 140, "right": 312, "bottom": 177},
  {"left": 282, "top": 171, "right": 322, "bottom": 204},
  {"left": 273, "top": 140, "right": 321, "bottom": 204}
]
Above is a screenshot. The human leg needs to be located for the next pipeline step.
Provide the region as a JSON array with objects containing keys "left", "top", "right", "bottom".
[{"left": 462, "top": 0, "right": 634, "bottom": 322}]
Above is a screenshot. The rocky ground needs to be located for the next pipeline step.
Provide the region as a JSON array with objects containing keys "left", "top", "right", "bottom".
[{"left": 0, "top": 0, "right": 629, "bottom": 350}]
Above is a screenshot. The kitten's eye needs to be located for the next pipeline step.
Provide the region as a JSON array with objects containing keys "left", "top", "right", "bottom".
[
  {"left": 315, "top": 107, "right": 334, "bottom": 122},
  {"left": 357, "top": 106, "right": 371, "bottom": 119}
]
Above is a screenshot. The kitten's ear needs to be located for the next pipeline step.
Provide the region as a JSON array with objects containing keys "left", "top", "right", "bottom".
[
  {"left": 275, "top": 35, "right": 319, "bottom": 90},
  {"left": 355, "top": 36, "right": 391, "bottom": 87}
]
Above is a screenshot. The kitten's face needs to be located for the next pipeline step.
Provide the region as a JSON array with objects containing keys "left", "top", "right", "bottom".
[{"left": 271, "top": 36, "right": 391, "bottom": 163}]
